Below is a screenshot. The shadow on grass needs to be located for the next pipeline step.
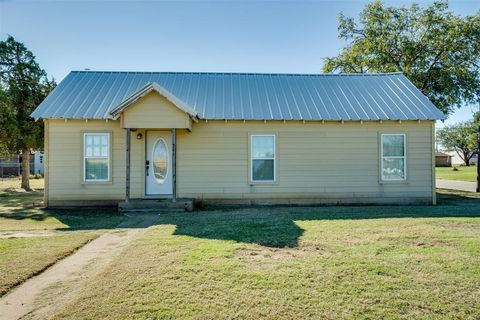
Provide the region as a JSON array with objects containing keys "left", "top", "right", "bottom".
[
  {"left": 0, "top": 190, "right": 122, "bottom": 231},
  {"left": 0, "top": 190, "right": 43, "bottom": 207},
  {"left": 0, "top": 207, "right": 122, "bottom": 231},
  {"left": 1, "top": 189, "right": 480, "bottom": 247},
  {"left": 147, "top": 189, "right": 480, "bottom": 248}
]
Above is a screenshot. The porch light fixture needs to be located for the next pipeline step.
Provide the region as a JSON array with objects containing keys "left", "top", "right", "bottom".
[{"left": 136, "top": 133, "right": 143, "bottom": 140}]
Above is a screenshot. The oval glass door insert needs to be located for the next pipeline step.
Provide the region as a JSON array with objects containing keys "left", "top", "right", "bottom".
[{"left": 152, "top": 138, "right": 168, "bottom": 183}]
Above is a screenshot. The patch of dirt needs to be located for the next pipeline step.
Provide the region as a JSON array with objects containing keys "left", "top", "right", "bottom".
[
  {"left": 237, "top": 245, "right": 332, "bottom": 271},
  {"left": 410, "top": 238, "right": 457, "bottom": 248},
  {"left": 0, "top": 231, "right": 58, "bottom": 239},
  {"left": 431, "top": 220, "right": 480, "bottom": 232}
]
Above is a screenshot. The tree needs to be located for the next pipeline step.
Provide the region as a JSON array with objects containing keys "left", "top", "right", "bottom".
[
  {"left": 323, "top": 1, "right": 480, "bottom": 116},
  {"left": 437, "top": 120, "right": 477, "bottom": 166},
  {"left": 0, "top": 36, "right": 55, "bottom": 190}
]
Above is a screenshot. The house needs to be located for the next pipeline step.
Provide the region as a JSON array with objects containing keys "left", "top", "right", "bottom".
[
  {"left": 0, "top": 155, "right": 20, "bottom": 178},
  {"left": 33, "top": 152, "right": 45, "bottom": 175},
  {"left": 0, "top": 152, "right": 44, "bottom": 178},
  {"left": 445, "top": 151, "right": 478, "bottom": 166},
  {"left": 31, "top": 71, "right": 445, "bottom": 208},
  {"left": 435, "top": 152, "right": 452, "bottom": 167}
]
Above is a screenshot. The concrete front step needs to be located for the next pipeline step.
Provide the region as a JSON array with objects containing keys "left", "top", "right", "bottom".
[{"left": 118, "top": 198, "right": 194, "bottom": 212}]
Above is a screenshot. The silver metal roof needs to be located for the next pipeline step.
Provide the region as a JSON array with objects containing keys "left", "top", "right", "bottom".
[{"left": 31, "top": 71, "right": 445, "bottom": 121}]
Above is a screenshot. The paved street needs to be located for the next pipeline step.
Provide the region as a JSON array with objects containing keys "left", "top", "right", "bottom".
[{"left": 436, "top": 179, "right": 477, "bottom": 192}]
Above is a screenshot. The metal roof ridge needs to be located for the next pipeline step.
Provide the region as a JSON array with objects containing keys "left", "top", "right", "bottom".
[
  {"left": 32, "top": 71, "right": 445, "bottom": 121},
  {"left": 70, "top": 70, "right": 404, "bottom": 77}
]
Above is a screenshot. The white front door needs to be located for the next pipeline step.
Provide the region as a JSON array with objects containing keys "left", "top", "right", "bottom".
[{"left": 146, "top": 131, "right": 172, "bottom": 196}]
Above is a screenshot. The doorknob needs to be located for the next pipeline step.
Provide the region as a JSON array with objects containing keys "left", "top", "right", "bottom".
[{"left": 145, "top": 160, "right": 150, "bottom": 176}]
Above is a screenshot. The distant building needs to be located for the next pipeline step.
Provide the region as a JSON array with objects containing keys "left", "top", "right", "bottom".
[
  {"left": 435, "top": 152, "right": 452, "bottom": 167},
  {"left": 445, "top": 152, "right": 478, "bottom": 166},
  {"left": 33, "top": 152, "right": 45, "bottom": 175},
  {"left": 0, "top": 155, "right": 20, "bottom": 177},
  {"left": 0, "top": 152, "right": 44, "bottom": 178}
]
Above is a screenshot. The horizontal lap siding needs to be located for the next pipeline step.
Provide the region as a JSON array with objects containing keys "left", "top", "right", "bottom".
[
  {"left": 47, "top": 120, "right": 144, "bottom": 201},
  {"left": 177, "top": 121, "right": 433, "bottom": 201},
  {"left": 122, "top": 92, "right": 191, "bottom": 129},
  {"left": 47, "top": 119, "right": 434, "bottom": 203}
]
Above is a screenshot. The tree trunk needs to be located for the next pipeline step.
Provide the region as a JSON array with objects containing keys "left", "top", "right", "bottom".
[
  {"left": 21, "top": 150, "right": 31, "bottom": 191},
  {"left": 464, "top": 152, "right": 470, "bottom": 166}
]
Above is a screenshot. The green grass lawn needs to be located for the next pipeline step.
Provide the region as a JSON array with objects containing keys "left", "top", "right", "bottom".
[
  {"left": 0, "top": 233, "right": 97, "bottom": 296},
  {"left": 51, "top": 189, "right": 480, "bottom": 319},
  {"left": 0, "top": 177, "right": 45, "bottom": 190},
  {"left": 0, "top": 179, "right": 125, "bottom": 296},
  {"left": 0, "top": 178, "right": 123, "bottom": 231},
  {"left": 436, "top": 166, "right": 477, "bottom": 182}
]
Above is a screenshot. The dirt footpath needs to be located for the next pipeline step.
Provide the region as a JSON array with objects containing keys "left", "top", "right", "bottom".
[{"left": 0, "top": 213, "right": 159, "bottom": 320}]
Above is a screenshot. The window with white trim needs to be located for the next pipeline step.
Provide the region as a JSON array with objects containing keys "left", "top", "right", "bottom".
[
  {"left": 251, "top": 135, "right": 275, "bottom": 182},
  {"left": 84, "top": 133, "right": 110, "bottom": 181},
  {"left": 381, "top": 134, "right": 406, "bottom": 181}
]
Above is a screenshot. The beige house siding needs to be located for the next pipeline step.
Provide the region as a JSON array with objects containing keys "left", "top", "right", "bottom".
[
  {"left": 121, "top": 92, "right": 192, "bottom": 130},
  {"left": 46, "top": 120, "right": 130, "bottom": 204},
  {"left": 46, "top": 118, "right": 434, "bottom": 205},
  {"left": 176, "top": 120, "right": 434, "bottom": 204}
]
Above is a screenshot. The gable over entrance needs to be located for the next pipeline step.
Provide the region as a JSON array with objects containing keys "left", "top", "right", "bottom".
[{"left": 111, "top": 82, "right": 198, "bottom": 130}]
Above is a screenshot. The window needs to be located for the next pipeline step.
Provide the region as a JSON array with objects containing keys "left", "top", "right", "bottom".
[
  {"left": 84, "top": 133, "right": 110, "bottom": 181},
  {"left": 251, "top": 135, "right": 275, "bottom": 182},
  {"left": 152, "top": 138, "right": 168, "bottom": 183},
  {"left": 381, "top": 134, "right": 406, "bottom": 181}
]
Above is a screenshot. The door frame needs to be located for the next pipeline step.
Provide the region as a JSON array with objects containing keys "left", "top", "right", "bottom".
[{"left": 144, "top": 130, "right": 173, "bottom": 198}]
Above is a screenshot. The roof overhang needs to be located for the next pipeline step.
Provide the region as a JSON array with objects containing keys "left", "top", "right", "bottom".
[{"left": 110, "top": 82, "right": 198, "bottom": 122}]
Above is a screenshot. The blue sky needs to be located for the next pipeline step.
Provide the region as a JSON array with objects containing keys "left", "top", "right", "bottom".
[{"left": 1, "top": 0, "right": 479, "bottom": 126}]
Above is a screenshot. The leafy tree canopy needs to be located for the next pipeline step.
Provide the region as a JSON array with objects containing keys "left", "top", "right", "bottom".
[
  {"left": 437, "top": 120, "right": 478, "bottom": 166},
  {"left": 0, "top": 35, "right": 55, "bottom": 189},
  {"left": 323, "top": 1, "right": 480, "bottom": 116}
]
